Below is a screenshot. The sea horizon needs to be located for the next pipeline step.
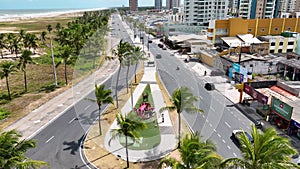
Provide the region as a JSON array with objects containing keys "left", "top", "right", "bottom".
[{"left": 0, "top": 7, "right": 109, "bottom": 22}]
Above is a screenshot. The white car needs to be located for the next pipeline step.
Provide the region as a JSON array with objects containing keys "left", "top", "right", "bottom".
[{"left": 231, "top": 129, "right": 253, "bottom": 148}]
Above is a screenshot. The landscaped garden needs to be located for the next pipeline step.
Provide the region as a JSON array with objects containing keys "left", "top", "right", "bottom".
[{"left": 119, "top": 84, "right": 161, "bottom": 150}]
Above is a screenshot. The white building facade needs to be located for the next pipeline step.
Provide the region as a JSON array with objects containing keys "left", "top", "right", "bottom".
[{"left": 183, "top": 0, "right": 229, "bottom": 26}]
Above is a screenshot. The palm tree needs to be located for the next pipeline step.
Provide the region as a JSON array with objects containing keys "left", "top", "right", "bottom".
[
  {"left": 131, "top": 46, "right": 146, "bottom": 83},
  {"left": 0, "top": 130, "right": 48, "bottom": 169},
  {"left": 158, "top": 132, "right": 222, "bottom": 169},
  {"left": 18, "top": 50, "right": 34, "bottom": 92},
  {"left": 40, "top": 31, "right": 47, "bottom": 46},
  {"left": 112, "top": 39, "right": 132, "bottom": 108},
  {"left": 0, "top": 33, "right": 6, "bottom": 58},
  {"left": 56, "top": 46, "right": 75, "bottom": 85},
  {"left": 47, "top": 24, "right": 58, "bottom": 86},
  {"left": 55, "top": 22, "right": 61, "bottom": 32},
  {"left": 109, "top": 113, "right": 146, "bottom": 168},
  {"left": 221, "top": 125, "right": 299, "bottom": 169},
  {"left": 159, "top": 87, "right": 203, "bottom": 148},
  {"left": 0, "top": 61, "right": 17, "bottom": 100},
  {"left": 87, "top": 84, "right": 114, "bottom": 135}
]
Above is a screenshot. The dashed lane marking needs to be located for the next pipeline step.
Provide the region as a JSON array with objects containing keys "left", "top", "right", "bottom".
[
  {"left": 84, "top": 105, "right": 91, "bottom": 110},
  {"left": 222, "top": 139, "right": 226, "bottom": 143},
  {"left": 227, "top": 145, "right": 231, "bottom": 150},
  {"left": 45, "top": 136, "right": 54, "bottom": 143},
  {"left": 225, "top": 121, "right": 231, "bottom": 128},
  {"left": 233, "top": 153, "right": 237, "bottom": 157},
  {"left": 217, "top": 134, "right": 221, "bottom": 138}
]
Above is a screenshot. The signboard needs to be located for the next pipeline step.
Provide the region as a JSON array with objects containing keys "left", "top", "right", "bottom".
[
  {"left": 244, "top": 84, "right": 268, "bottom": 104},
  {"left": 233, "top": 63, "right": 240, "bottom": 73},
  {"left": 228, "top": 68, "right": 233, "bottom": 78},
  {"left": 240, "top": 66, "right": 248, "bottom": 82},
  {"left": 271, "top": 97, "right": 293, "bottom": 121}
]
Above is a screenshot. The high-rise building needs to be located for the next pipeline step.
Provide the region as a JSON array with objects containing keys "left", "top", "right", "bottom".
[
  {"left": 155, "top": 0, "right": 163, "bottom": 10},
  {"left": 167, "top": 0, "right": 181, "bottom": 9},
  {"left": 129, "top": 0, "right": 138, "bottom": 12},
  {"left": 184, "top": 0, "right": 228, "bottom": 26},
  {"left": 238, "top": 0, "right": 277, "bottom": 19}
]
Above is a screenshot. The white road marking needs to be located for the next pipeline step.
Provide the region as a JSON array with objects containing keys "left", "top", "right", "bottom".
[
  {"left": 227, "top": 145, "right": 231, "bottom": 150},
  {"left": 225, "top": 122, "right": 231, "bottom": 128},
  {"left": 222, "top": 139, "right": 226, "bottom": 143},
  {"left": 233, "top": 153, "right": 237, "bottom": 157},
  {"left": 238, "top": 118, "right": 241, "bottom": 121},
  {"left": 57, "top": 104, "right": 63, "bottom": 107},
  {"left": 68, "top": 117, "right": 76, "bottom": 124},
  {"left": 199, "top": 95, "right": 203, "bottom": 99},
  {"left": 205, "top": 119, "right": 209, "bottom": 123},
  {"left": 213, "top": 129, "right": 217, "bottom": 132},
  {"left": 209, "top": 123, "right": 212, "bottom": 127},
  {"left": 45, "top": 136, "right": 54, "bottom": 143},
  {"left": 230, "top": 111, "right": 233, "bottom": 114},
  {"left": 202, "top": 114, "right": 205, "bottom": 118},
  {"left": 84, "top": 105, "right": 91, "bottom": 110},
  {"left": 217, "top": 134, "right": 221, "bottom": 138},
  {"left": 247, "top": 126, "right": 251, "bottom": 130},
  {"left": 211, "top": 107, "right": 215, "bottom": 112}
]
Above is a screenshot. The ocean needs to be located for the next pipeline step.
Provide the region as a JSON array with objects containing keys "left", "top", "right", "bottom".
[{"left": 0, "top": 8, "right": 107, "bottom": 22}]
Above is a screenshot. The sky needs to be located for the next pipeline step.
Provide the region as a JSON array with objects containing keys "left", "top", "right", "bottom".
[{"left": 0, "top": 0, "right": 167, "bottom": 9}]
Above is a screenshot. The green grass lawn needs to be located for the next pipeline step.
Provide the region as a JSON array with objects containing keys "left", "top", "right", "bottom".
[{"left": 119, "top": 84, "right": 161, "bottom": 150}]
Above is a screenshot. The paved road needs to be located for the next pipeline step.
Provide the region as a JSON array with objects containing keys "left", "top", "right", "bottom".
[
  {"left": 26, "top": 13, "right": 137, "bottom": 169},
  {"left": 149, "top": 37, "right": 256, "bottom": 159}
]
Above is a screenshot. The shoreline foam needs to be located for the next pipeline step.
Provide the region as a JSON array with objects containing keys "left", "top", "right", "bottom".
[{"left": 0, "top": 7, "right": 108, "bottom": 22}]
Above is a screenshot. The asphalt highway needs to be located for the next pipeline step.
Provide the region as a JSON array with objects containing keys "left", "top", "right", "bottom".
[
  {"left": 148, "top": 35, "right": 255, "bottom": 159},
  {"left": 26, "top": 14, "right": 136, "bottom": 169}
]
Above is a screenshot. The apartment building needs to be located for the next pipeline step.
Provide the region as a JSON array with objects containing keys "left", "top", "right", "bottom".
[
  {"left": 238, "top": 0, "right": 276, "bottom": 19},
  {"left": 155, "top": 0, "right": 163, "bottom": 10},
  {"left": 167, "top": 0, "right": 180, "bottom": 9},
  {"left": 184, "top": 0, "right": 228, "bottom": 26}
]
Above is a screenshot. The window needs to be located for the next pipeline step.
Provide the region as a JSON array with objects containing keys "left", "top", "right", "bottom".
[
  {"left": 270, "top": 50, "right": 274, "bottom": 53},
  {"left": 271, "top": 42, "right": 275, "bottom": 46},
  {"left": 278, "top": 49, "right": 282, "bottom": 53},
  {"left": 261, "top": 28, "right": 265, "bottom": 32},
  {"left": 248, "top": 28, "right": 252, "bottom": 32},
  {"left": 274, "top": 27, "right": 278, "bottom": 31},
  {"left": 287, "top": 27, "right": 291, "bottom": 31},
  {"left": 287, "top": 49, "right": 293, "bottom": 52},
  {"left": 288, "top": 41, "right": 294, "bottom": 45},
  {"left": 279, "top": 42, "right": 283, "bottom": 45}
]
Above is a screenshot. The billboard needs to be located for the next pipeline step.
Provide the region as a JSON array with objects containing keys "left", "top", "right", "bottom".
[
  {"left": 244, "top": 84, "right": 268, "bottom": 104},
  {"left": 271, "top": 97, "right": 293, "bottom": 121}
]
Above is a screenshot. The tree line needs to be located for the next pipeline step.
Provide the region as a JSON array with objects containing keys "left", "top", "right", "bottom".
[{"left": 0, "top": 10, "right": 111, "bottom": 101}]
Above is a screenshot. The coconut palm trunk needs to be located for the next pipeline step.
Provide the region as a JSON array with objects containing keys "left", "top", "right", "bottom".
[
  {"left": 50, "top": 38, "right": 58, "bottom": 86},
  {"left": 64, "top": 62, "right": 68, "bottom": 85},
  {"left": 134, "top": 62, "right": 138, "bottom": 83},
  {"left": 23, "top": 69, "right": 27, "bottom": 92},
  {"left": 178, "top": 111, "right": 182, "bottom": 148},
  {"left": 98, "top": 106, "right": 102, "bottom": 135},
  {"left": 125, "top": 135, "right": 129, "bottom": 168},
  {"left": 5, "top": 76, "right": 11, "bottom": 100},
  {"left": 126, "top": 63, "right": 130, "bottom": 93},
  {"left": 115, "top": 65, "right": 121, "bottom": 108}
]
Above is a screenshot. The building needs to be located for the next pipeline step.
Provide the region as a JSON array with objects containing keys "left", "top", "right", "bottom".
[
  {"left": 207, "top": 18, "right": 300, "bottom": 45},
  {"left": 167, "top": 0, "right": 181, "bottom": 9},
  {"left": 238, "top": 0, "right": 277, "bottom": 19},
  {"left": 278, "top": 0, "right": 296, "bottom": 16},
  {"left": 155, "top": 0, "right": 163, "bottom": 10},
  {"left": 129, "top": 0, "right": 138, "bottom": 12},
  {"left": 258, "top": 34, "right": 297, "bottom": 54},
  {"left": 183, "top": 0, "right": 228, "bottom": 26}
]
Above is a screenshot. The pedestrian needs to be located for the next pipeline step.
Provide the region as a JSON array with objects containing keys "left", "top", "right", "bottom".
[{"left": 204, "top": 70, "right": 207, "bottom": 76}]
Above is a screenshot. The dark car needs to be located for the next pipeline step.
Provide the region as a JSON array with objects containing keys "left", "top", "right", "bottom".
[
  {"left": 158, "top": 44, "right": 163, "bottom": 48},
  {"left": 156, "top": 54, "right": 162, "bottom": 59},
  {"left": 231, "top": 130, "right": 254, "bottom": 148},
  {"left": 204, "top": 83, "right": 215, "bottom": 91},
  {"left": 162, "top": 47, "right": 167, "bottom": 50}
]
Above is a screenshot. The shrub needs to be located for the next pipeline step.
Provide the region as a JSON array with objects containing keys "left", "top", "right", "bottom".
[{"left": 0, "top": 108, "right": 11, "bottom": 120}]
